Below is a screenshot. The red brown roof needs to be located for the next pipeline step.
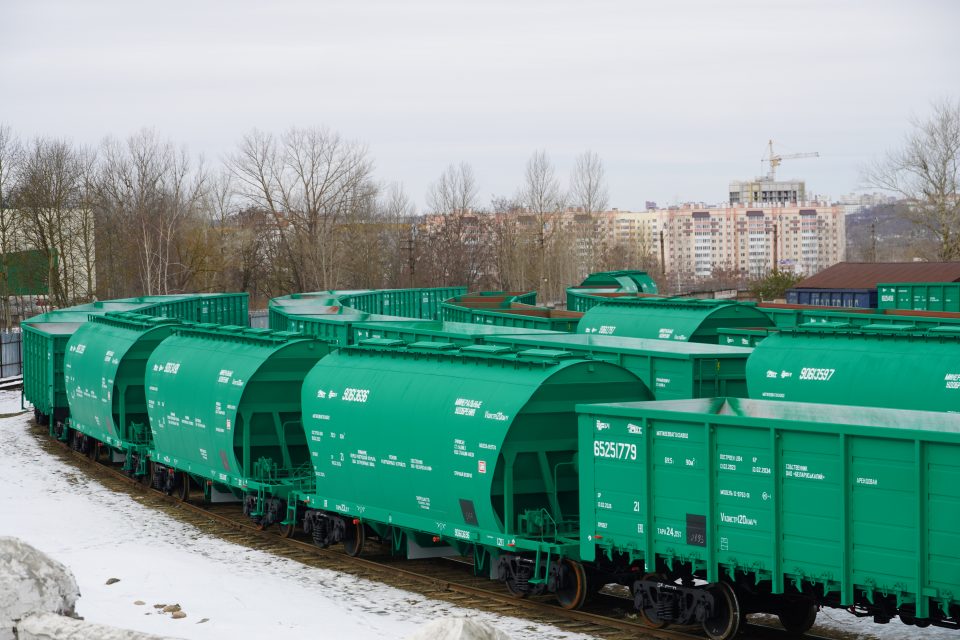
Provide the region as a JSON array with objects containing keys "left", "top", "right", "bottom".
[{"left": 795, "top": 262, "right": 960, "bottom": 289}]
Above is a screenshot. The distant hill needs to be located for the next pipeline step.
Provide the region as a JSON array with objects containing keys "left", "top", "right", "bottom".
[{"left": 845, "top": 204, "right": 937, "bottom": 262}]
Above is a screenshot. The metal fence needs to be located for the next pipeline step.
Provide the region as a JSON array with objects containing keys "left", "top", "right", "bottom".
[{"left": 1, "top": 331, "right": 21, "bottom": 379}]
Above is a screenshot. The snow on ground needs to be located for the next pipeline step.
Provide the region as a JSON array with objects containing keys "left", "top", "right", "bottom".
[
  {"left": 0, "top": 398, "right": 595, "bottom": 640},
  {"left": 1, "top": 389, "right": 956, "bottom": 640},
  {"left": 0, "top": 389, "right": 26, "bottom": 415}
]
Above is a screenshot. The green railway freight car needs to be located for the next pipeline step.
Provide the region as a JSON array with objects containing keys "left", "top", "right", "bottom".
[
  {"left": 62, "top": 312, "right": 181, "bottom": 472},
  {"left": 22, "top": 293, "right": 250, "bottom": 424},
  {"left": 577, "top": 397, "right": 960, "bottom": 638},
  {"left": 484, "top": 333, "right": 751, "bottom": 400},
  {"left": 756, "top": 302, "right": 960, "bottom": 332},
  {"left": 578, "top": 270, "right": 658, "bottom": 293},
  {"left": 878, "top": 282, "right": 960, "bottom": 312},
  {"left": 271, "top": 287, "right": 466, "bottom": 323},
  {"left": 440, "top": 299, "right": 582, "bottom": 331},
  {"left": 145, "top": 325, "right": 330, "bottom": 516},
  {"left": 578, "top": 298, "right": 773, "bottom": 343},
  {"left": 352, "top": 320, "right": 560, "bottom": 345},
  {"left": 717, "top": 327, "right": 780, "bottom": 347},
  {"left": 566, "top": 270, "right": 659, "bottom": 312},
  {"left": 746, "top": 326, "right": 960, "bottom": 411},
  {"left": 297, "top": 343, "right": 652, "bottom": 607}
]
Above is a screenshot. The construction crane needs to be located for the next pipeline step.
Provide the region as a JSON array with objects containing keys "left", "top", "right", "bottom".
[{"left": 763, "top": 139, "right": 819, "bottom": 181}]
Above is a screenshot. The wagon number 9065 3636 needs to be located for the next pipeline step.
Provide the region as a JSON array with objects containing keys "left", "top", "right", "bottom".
[
  {"left": 594, "top": 441, "right": 637, "bottom": 460},
  {"left": 799, "top": 367, "right": 836, "bottom": 381}
]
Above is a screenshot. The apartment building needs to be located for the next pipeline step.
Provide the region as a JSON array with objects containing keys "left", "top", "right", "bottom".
[{"left": 596, "top": 203, "right": 845, "bottom": 278}]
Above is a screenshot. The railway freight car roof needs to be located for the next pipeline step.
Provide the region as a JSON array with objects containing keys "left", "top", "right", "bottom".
[
  {"left": 485, "top": 332, "right": 752, "bottom": 359},
  {"left": 577, "top": 297, "right": 772, "bottom": 342},
  {"left": 578, "top": 396, "right": 960, "bottom": 437}
]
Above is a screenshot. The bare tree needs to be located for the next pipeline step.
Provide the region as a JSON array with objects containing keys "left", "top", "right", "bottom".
[
  {"left": 14, "top": 138, "right": 91, "bottom": 307},
  {"left": 0, "top": 126, "right": 23, "bottom": 326},
  {"left": 423, "top": 163, "right": 488, "bottom": 288},
  {"left": 229, "top": 127, "right": 375, "bottom": 292},
  {"left": 569, "top": 150, "right": 609, "bottom": 280},
  {"left": 570, "top": 150, "right": 608, "bottom": 215},
  {"left": 864, "top": 98, "right": 960, "bottom": 260},
  {"left": 519, "top": 150, "right": 566, "bottom": 303},
  {"left": 97, "top": 129, "right": 206, "bottom": 296}
]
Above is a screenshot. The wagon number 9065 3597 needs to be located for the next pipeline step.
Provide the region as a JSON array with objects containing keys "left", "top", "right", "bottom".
[
  {"left": 594, "top": 441, "right": 637, "bottom": 460},
  {"left": 799, "top": 367, "right": 836, "bottom": 381}
]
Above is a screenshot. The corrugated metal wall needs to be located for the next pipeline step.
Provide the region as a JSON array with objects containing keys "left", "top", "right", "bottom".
[{"left": 1, "top": 331, "right": 21, "bottom": 378}]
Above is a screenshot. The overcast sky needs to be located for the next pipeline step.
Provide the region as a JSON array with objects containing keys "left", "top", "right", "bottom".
[{"left": 2, "top": 0, "right": 957, "bottom": 210}]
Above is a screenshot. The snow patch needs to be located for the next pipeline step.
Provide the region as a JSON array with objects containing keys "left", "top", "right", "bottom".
[
  {"left": 406, "top": 617, "right": 513, "bottom": 640},
  {"left": 0, "top": 537, "right": 79, "bottom": 640},
  {"left": 17, "top": 612, "right": 180, "bottom": 640}
]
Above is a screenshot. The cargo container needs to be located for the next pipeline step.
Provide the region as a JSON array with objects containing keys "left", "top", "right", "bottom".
[
  {"left": 352, "top": 320, "right": 559, "bottom": 345},
  {"left": 145, "top": 325, "right": 330, "bottom": 515},
  {"left": 298, "top": 343, "right": 651, "bottom": 606},
  {"left": 577, "top": 298, "right": 773, "bottom": 343},
  {"left": 785, "top": 288, "right": 877, "bottom": 308},
  {"left": 484, "top": 333, "right": 751, "bottom": 400},
  {"left": 440, "top": 300, "right": 583, "bottom": 331},
  {"left": 63, "top": 313, "right": 181, "bottom": 472},
  {"left": 746, "top": 326, "right": 960, "bottom": 411},
  {"left": 878, "top": 282, "right": 960, "bottom": 312},
  {"left": 577, "top": 396, "right": 960, "bottom": 636}
]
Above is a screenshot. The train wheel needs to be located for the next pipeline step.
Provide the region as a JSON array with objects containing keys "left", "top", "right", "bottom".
[
  {"left": 504, "top": 577, "right": 529, "bottom": 599},
  {"left": 86, "top": 439, "right": 99, "bottom": 461},
  {"left": 702, "top": 582, "right": 741, "bottom": 640},
  {"left": 139, "top": 462, "right": 153, "bottom": 487},
  {"left": 343, "top": 520, "right": 365, "bottom": 557},
  {"left": 778, "top": 597, "right": 817, "bottom": 635},
  {"left": 177, "top": 474, "right": 191, "bottom": 502},
  {"left": 279, "top": 522, "right": 296, "bottom": 538},
  {"left": 554, "top": 559, "right": 587, "bottom": 610},
  {"left": 635, "top": 573, "right": 670, "bottom": 629}
]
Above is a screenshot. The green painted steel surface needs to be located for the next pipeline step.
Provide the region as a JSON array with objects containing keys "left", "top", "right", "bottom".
[
  {"left": 577, "top": 396, "right": 960, "bottom": 617},
  {"left": 578, "top": 270, "right": 658, "bottom": 293},
  {"left": 64, "top": 313, "right": 180, "bottom": 449},
  {"left": 485, "top": 333, "right": 752, "bottom": 400},
  {"left": 301, "top": 346, "right": 651, "bottom": 556},
  {"left": 758, "top": 304, "right": 960, "bottom": 331},
  {"left": 269, "top": 287, "right": 467, "bottom": 328},
  {"left": 268, "top": 287, "right": 470, "bottom": 342},
  {"left": 717, "top": 327, "right": 780, "bottom": 347},
  {"left": 440, "top": 301, "right": 582, "bottom": 331},
  {"left": 146, "top": 326, "right": 329, "bottom": 492},
  {"left": 22, "top": 293, "right": 249, "bottom": 418},
  {"left": 878, "top": 282, "right": 960, "bottom": 312},
  {"left": 578, "top": 298, "right": 773, "bottom": 343},
  {"left": 353, "top": 320, "right": 560, "bottom": 345},
  {"left": 747, "top": 328, "right": 960, "bottom": 411}
]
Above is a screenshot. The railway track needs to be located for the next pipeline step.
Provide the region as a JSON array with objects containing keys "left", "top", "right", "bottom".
[{"left": 30, "top": 419, "right": 847, "bottom": 640}]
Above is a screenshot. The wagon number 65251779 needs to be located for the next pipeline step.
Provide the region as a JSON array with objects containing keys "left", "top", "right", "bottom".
[{"left": 594, "top": 441, "right": 637, "bottom": 460}]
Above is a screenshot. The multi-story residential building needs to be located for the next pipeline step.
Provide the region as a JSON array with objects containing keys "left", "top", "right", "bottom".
[{"left": 596, "top": 203, "right": 845, "bottom": 278}]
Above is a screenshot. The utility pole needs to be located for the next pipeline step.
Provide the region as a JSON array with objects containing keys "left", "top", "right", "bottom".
[{"left": 659, "top": 230, "right": 666, "bottom": 277}]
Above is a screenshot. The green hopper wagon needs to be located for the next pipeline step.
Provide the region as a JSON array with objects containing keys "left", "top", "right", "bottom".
[
  {"left": 63, "top": 312, "right": 181, "bottom": 474},
  {"left": 145, "top": 325, "right": 329, "bottom": 519},
  {"left": 298, "top": 343, "right": 651, "bottom": 607},
  {"left": 747, "top": 327, "right": 960, "bottom": 411}
]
